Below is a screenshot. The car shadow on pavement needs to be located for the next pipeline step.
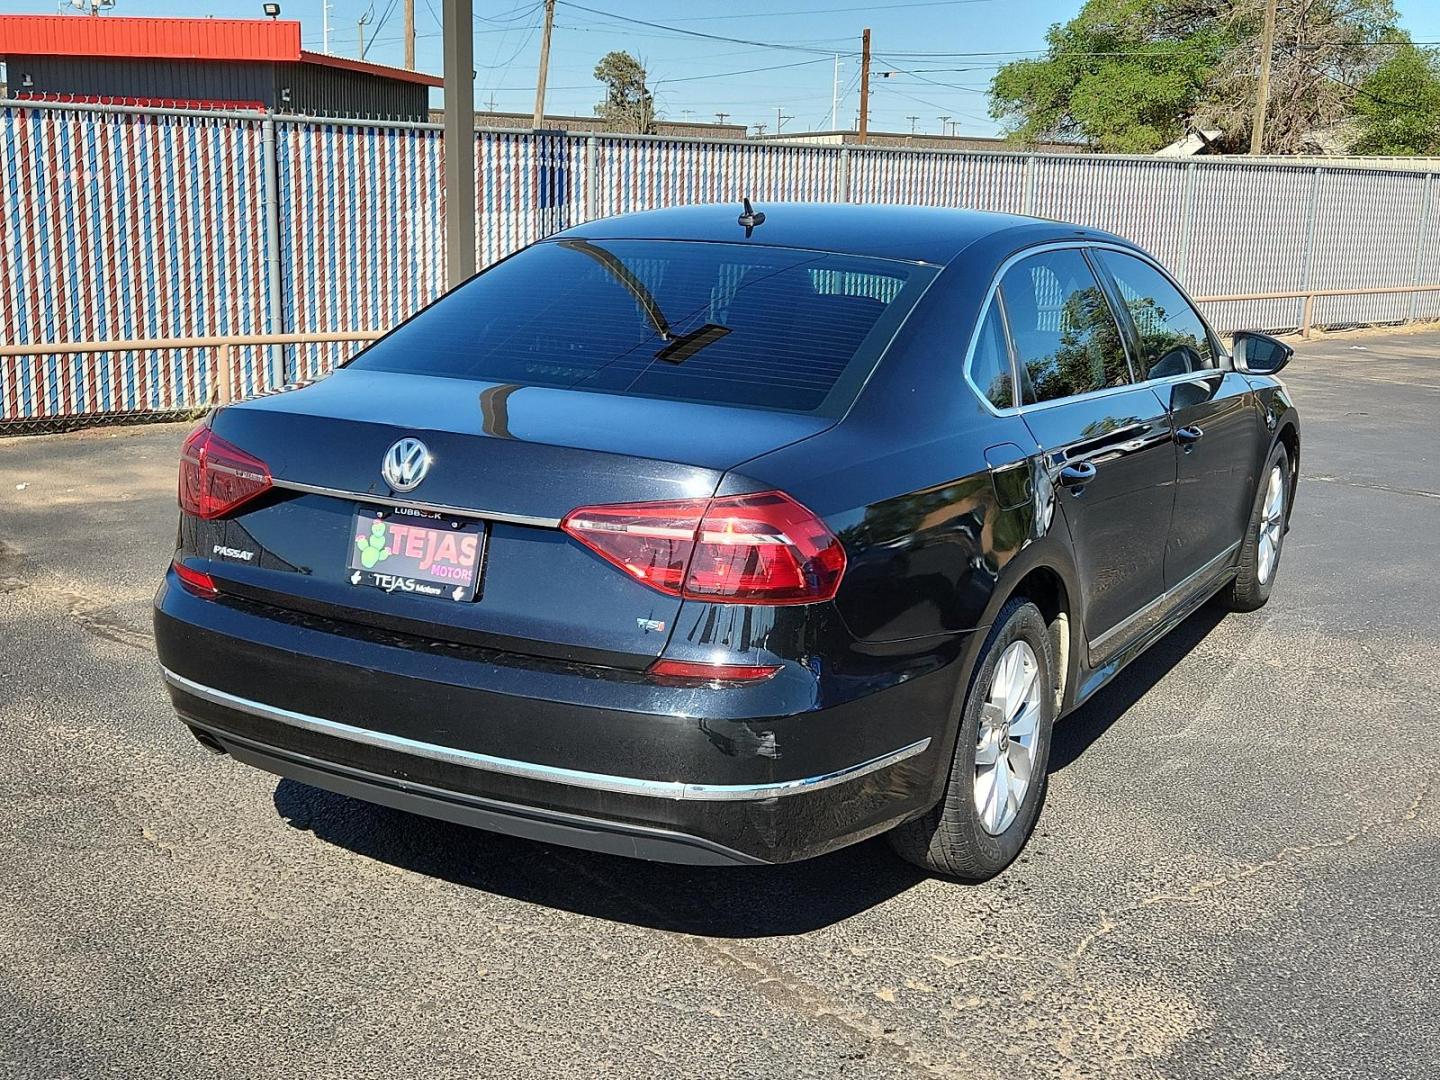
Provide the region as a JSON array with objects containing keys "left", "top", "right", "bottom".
[
  {"left": 269, "top": 600, "right": 1229, "bottom": 936},
  {"left": 273, "top": 779, "right": 926, "bottom": 937},
  {"left": 1049, "top": 600, "right": 1229, "bottom": 772}
]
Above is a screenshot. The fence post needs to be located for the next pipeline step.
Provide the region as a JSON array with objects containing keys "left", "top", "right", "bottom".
[
  {"left": 260, "top": 114, "right": 285, "bottom": 388},
  {"left": 1299, "top": 166, "right": 1321, "bottom": 332},
  {"left": 584, "top": 134, "right": 598, "bottom": 222},
  {"left": 1407, "top": 172, "right": 1434, "bottom": 324},
  {"left": 1178, "top": 161, "right": 1197, "bottom": 284},
  {"left": 1023, "top": 154, "right": 1037, "bottom": 215},
  {"left": 838, "top": 146, "right": 851, "bottom": 203}
]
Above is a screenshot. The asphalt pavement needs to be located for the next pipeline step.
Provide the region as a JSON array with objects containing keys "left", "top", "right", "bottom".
[{"left": 1, "top": 330, "right": 1437, "bottom": 1079}]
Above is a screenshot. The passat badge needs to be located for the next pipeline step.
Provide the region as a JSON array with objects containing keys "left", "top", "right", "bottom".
[{"left": 382, "top": 438, "right": 431, "bottom": 492}]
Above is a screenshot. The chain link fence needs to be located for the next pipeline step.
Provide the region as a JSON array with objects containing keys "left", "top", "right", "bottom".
[{"left": 3, "top": 99, "right": 1438, "bottom": 433}]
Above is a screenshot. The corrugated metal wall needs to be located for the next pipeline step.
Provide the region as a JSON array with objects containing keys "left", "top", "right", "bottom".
[
  {"left": 275, "top": 63, "right": 430, "bottom": 122},
  {"left": 10, "top": 56, "right": 274, "bottom": 107},
  {"left": 3, "top": 101, "right": 1438, "bottom": 425}
]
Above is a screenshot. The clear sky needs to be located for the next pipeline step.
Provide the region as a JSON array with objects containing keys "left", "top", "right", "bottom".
[{"left": 4, "top": 0, "right": 1439, "bottom": 136}]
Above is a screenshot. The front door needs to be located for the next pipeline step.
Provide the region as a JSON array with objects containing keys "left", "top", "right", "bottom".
[
  {"left": 1090, "top": 249, "right": 1265, "bottom": 587},
  {"left": 998, "top": 247, "right": 1176, "bottom": 650}
]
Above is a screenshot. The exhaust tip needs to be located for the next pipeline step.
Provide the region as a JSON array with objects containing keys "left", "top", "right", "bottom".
[{"left": 186, "top": 725, "right": 228, "bottom": 756}]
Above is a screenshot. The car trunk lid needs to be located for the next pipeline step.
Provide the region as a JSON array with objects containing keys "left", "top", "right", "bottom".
[{"left": 187, "top": 370, "right": 833, "bottom": 665}]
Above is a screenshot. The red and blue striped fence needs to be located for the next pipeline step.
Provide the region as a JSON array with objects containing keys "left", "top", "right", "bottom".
[{"left": 3, "top": 100, "right": 1439, "bottom": 424}]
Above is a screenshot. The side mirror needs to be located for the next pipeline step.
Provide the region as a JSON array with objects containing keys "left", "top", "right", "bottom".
[{"left": 1232, "top": 331, "right": 1293, "bottom": 376}]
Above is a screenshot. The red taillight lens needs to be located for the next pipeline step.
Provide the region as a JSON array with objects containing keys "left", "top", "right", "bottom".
[
  {"left": 561, "top": 490, "right": 846, "bottom": 605},
  {"left": 688, "top": 492, "right": 847, "bottom": 603},
  {"left": 178, "top": 427, "right": 272, "bottom": 520},
  {"left": 560, "top": 498, "right": 706, "bottom": 593},
  {"left": 647, "top": 659, "right": 780, "bottom": 684},
  {"left": 172, "top": 559, "right": 219, "bottom": 596}
]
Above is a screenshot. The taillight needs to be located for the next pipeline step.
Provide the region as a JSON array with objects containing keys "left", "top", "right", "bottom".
[
  {"left": 561, "top": 490, "right": 846, "bottom": 605},
  {"left": 172, "top": 559, "right": 219, "bottom": 596},
  {"left": 178, "top": 427, "right": 272, "bottom": 519}
]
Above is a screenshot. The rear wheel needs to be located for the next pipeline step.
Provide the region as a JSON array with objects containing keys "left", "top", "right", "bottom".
[
  {"left": 887, "top": 598, "right": 1056, "bottom": 880},
  {"left": 1221, "top": 443, "right": 1290, "bottom": 613}
]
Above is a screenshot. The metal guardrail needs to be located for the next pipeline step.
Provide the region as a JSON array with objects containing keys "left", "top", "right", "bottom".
[
  {"left": 0, "top": 332, "right": 384, "bottom": 413},
  {"left": 1193, "top": 283, "right": 1440, "bottom": 337},
  {"left": 0, "top": 331, "right": 382, "bottom": 357}
]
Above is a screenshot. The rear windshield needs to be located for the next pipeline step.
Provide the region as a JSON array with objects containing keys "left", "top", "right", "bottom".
[{"left": 346, "top": 238, "right": 932, "bottom": 414}]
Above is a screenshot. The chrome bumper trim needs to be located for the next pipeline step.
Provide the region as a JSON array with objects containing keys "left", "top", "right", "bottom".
[
  {"left": 161, "top": 668, "right": 931, "bottom": 802},
  {"left": 269, "top": 478, "right": 563, "bottom": 529}
]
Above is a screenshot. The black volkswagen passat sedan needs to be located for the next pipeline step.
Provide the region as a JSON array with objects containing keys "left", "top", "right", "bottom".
[{"left": 155, "top": 203, "right": 1298, "bottom": 880}]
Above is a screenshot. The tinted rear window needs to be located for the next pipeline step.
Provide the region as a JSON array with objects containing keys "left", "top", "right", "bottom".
[{"left": 346, "top": 239, "right": 932, "bottom": 414}]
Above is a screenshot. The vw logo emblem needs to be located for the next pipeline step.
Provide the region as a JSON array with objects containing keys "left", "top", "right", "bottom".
[{"left": 381, "top": 437, "right": 431, "bottom": 492}]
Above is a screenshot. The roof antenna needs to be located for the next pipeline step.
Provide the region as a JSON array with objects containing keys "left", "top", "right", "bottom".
[{"left": 737, "top": 196, "right": 765, "bottom": 237}]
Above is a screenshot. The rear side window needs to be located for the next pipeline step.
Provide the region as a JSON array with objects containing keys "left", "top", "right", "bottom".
[
  {"left": 347, "top": 239, "right": 931, "bottom": 415},
  {"left": 999, "top": 249, "right": 1131, "bottom": 405},
  {"left": 968, "top": 301, "right": 1016, "bottom": 409},
  {"left": 1095, "top": 250, "right": 1219, "bottom": 379}
]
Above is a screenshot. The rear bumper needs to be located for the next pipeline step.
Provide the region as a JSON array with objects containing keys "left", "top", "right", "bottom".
[
  {"left": 154, "top": 575, "right": 958, "bottom": 864},
  {"left": 184, "top": 715, "right": 773, "bottom": 866}
]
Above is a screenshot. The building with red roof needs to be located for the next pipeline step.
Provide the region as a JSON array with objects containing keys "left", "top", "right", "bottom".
[{"left": 0, "top": 15, "right": 441, "bottom": 119}]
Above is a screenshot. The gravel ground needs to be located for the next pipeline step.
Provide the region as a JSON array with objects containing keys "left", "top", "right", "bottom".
[{"left": 1, "top": 332, "right": 1436, "bottom": 1079}]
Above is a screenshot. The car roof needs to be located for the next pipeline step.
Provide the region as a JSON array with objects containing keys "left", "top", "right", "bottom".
[{"left": 551, "top": 202, "right": 1133, "bottom": 266}]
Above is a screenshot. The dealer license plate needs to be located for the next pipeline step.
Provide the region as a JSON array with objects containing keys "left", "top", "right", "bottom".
[{"left": 347, "top": 507, "right": 486, "bottom": 603}]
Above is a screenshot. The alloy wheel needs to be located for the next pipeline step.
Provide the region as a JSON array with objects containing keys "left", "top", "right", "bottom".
[
  {"left": 974, "top": 639, "right": 1042, "bottom": 836},
  {"left": 1257, "top": 463, "right": 1285, "bottom": 585}
]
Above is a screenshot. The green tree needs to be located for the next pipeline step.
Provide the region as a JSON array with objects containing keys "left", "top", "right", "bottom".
[
  {"left": 594, "top": 50, "right": 655, "bottom": 134},
  {"left": 1199, "top": 0, "right": 1404, "bottom": 153},
  {"left": 1349, "top": 44, "right": 1440, "bottom": 154},
  {"left": 990, "top": 0, "right": 1405, "bottom": 154},
  {"left": 989, "top": 0, "right": 1229, "bottom": 153}
]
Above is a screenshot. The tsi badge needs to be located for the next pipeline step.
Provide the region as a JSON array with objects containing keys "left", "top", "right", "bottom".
[{"left": 382, "top": 437, "right": 431, "bottom": 492}]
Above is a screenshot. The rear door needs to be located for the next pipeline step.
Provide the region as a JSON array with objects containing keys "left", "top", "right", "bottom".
[
  {"left": 1092, "top": 249, "right": 1263, "bottom": 588},
  {"left": 1000, "top": 247, "right": 1176, "bottom": 650}
]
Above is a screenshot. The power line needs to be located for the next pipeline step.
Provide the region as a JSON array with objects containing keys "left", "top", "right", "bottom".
[
  {"left": 661, "top": 0, "right": 1004, "bottom": 22},
  {"left": 478, "top": 18, "right": 543, "bottom": 69},
  {"left": 874, "top": 57, "right": 990, "bottom": 93},
  {"left": 475, "top": 1, "right": 543, "bottom": 24},
  {"left": 653, "top": 56, "right": 834, "bottom": 86},
  {"left": 553, "top": 1, "right": 862, "bottom": 57}
]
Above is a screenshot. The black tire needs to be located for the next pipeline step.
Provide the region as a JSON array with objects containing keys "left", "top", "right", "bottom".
[
  {"left": 887, "top": 598, "right": 1057, "bottom": 881},
  {"left": 1220, "top": 443, "right": 1290, "bottom": 613}
]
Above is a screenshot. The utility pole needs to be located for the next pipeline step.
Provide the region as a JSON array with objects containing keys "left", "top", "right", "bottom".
[
  {"left": 357, "top": 7, "right": 372, "bottom": 59},
  {"left": 322, "top": 0, "right": 331, "bottom": 53},
  {"left": 858, "top": 27, "right": 871, "bottom": 143},
  {"left": 404, "top": 0, "right": 415, "bottom": 69},
  {"left": 775, "top": 106, "right": 792, "bottom": 133},
  {"left": 907, "top": 114, "right": 918, "bottom": 135},
  {"left": 938, "top": 115, "right": 950, "bottom": 137},
  {"left": 830, "top": 54, "right": 840, "bottom": 129},
  {"left": 754, "top": 122, "right": 767, "bottom": 136},
  {"left": 443, "top": 0, "right": 476, "bottom": 287},
  {"left": 715, "top": 112, "right": 729, "bottom": 124},
  {"left": 1250, "top": 0, "right": 1278, "bottom": 155},
  {"left": 532, "top": 0, "right": 556, "bottom": 129}
]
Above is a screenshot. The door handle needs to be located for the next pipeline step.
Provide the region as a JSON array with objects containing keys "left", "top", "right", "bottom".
[
  {"left": 1059, "top": 461, "right": 1097, "bottom": 490},
  {"left": 1175, "top": 424, "right": 1204, "bottom": 447}
]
